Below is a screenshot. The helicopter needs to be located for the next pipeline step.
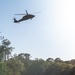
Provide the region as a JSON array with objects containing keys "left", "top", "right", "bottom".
[{"left": 14, "top": 10, "right": 35, "bottom": 23}]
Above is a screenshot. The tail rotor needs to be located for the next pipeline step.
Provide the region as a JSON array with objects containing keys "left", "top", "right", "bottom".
[{"left": 13, "top": 18, "right": 18, "bottom": 23}]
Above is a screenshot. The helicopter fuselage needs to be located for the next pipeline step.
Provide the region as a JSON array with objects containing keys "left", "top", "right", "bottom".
[
  {"left": 14, "top": 14, "right": 35, "bottom": 23},
  {"left": 22, "top": 14, "right": 35, "bottom": 20},
  {"left": 14, "top": 10, "right": 35, "bottom": 23}
]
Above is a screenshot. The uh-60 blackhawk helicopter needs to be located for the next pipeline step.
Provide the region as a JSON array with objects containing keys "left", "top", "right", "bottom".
[{"left": 14, "top": 10, "right": 35, "bottom": 23}]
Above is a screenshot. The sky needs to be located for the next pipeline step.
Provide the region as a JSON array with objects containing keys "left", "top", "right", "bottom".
[{"left": 0, "top": 0, "right": 75, "bottom": 60}]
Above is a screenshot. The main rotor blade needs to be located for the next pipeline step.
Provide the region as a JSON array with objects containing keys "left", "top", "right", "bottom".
[
  {"left": 14, "top": 14, "right": 26, "bottom": 15},
  {"left": 25, "top": 10, "right": 28, "bottom": 15}
]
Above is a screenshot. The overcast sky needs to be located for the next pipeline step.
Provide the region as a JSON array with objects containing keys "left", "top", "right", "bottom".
[{"left": 0, "top": 0, "right": 75, "bottom": 60}]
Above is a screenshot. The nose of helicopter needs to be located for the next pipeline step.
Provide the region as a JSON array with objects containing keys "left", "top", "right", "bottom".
[{"left": 33, "top": 15, "right": 35, "bottom": 17}]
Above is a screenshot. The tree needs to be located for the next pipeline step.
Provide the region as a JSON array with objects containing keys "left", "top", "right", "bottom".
[
  {"left": 28, "top": 58, "right": 46, "bottom": 75},
  {"left": 46, "top": 58, "right": 54, "bottom": 62},
  {"left": 0, "top": 39, "right": 14, "bottom": 61},
  {"left": 0, "top": 34, "right": 4, "bottom": 61},
  {"left": 69, "top": 67, "right": 75, "bottom": 75},
  {"left": 55, "top": 58, "right": 63, "bottom": 62},
  {"left": 18, "top": 53, "right": 31, "bottom": 60},
  {"left": 6, "top": 58, "right": 25, "bottom": 75},
  {"left": 24, "top": 53, "right": 31, "bottom": 60}
]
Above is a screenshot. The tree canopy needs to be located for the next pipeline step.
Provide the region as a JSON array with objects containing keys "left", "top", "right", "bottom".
[{"left": 0, "top": 34, "right": 75, "bottom": 75}]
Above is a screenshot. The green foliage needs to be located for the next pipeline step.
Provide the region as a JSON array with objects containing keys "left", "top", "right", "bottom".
[
  {"left": 0, "top": 53, "right": 75, "bottom": 75},
  {"left": 0, "top": 39, "right": 14, "bottom": 61},
  {"left": 6, "top": 58, "right": 25, "bottom": 75},
  {"left": 28, "top": 58, "right": 45, "bottom": 75},
  {"left": 0, "top": 62, "right": 7, "bottom": 75},
  {"left": 0, "top": 36, "right": 74, "bottom": 75}
]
